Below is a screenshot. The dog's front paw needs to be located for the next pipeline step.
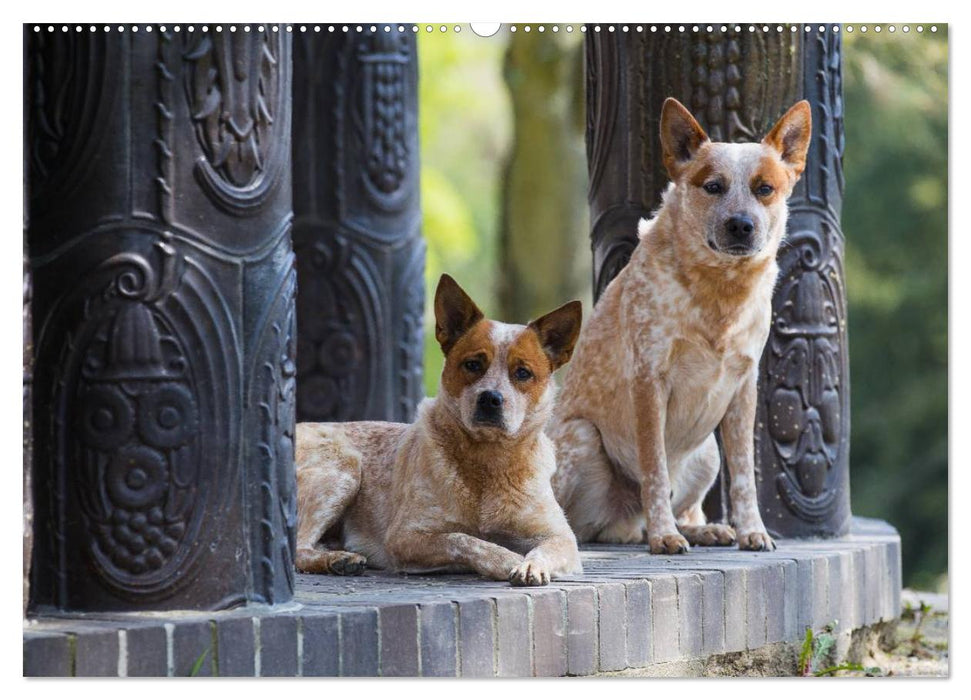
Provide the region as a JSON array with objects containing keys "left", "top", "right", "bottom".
[
  {"left": 296, "top": 548, "right": 367, "bottom": 575},
  {"left": 329, "top": 552, "right": 368, "bottom": 575},
  {"left": 681, "top": 523, "right": 736, "bottom": 547},
  {"left": 648, "top": 532, "right": 690, "bottom": 555},
  {"left": 738, "top": 531, "right": 776, "bottom": 552},
  {"left": 509, "top": 560, "right": 551, "bottom": 587}
]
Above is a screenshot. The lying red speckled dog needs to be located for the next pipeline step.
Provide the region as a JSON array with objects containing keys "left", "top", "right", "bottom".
[{"left": 296, "top": 274, "right": 583, "bottom": 586}]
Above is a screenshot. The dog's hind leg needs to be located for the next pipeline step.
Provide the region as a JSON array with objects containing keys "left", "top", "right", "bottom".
[
  {"left": 295, "top": 427, "right": 367, "bottom": 575},
  {"left": 674, "top": 434, "right": 736, "bottom": 546},
  {"left": 552, "top": 418, "right": 643, "bottom": 544}
]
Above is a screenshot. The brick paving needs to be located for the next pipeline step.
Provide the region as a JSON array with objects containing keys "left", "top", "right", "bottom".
[{"left": 23, "top": 517, "right": 901, "bottom": 677}]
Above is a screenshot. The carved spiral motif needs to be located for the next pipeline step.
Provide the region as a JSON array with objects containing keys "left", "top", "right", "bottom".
[
  {"left": 318, "top": 331, "right": 360, "bottom": 375},
  {"left": 107, "top": 445, "right": 169, "bottom": 509},
  {"left": 80, "top": 385, "right": 134, "bottom": 450},
  {"left": 136, "top": 385, "right": 198, "bottom": 449}
]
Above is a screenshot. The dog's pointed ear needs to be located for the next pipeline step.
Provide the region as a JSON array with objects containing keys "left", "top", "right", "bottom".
[
  {"left": 660, "top": 97, "right": 710, "bottom": 179},
  {"left": 763, "top": 100, "right": 812, "bottom": 177},
  {"left": 434, "top": 274, "right": 484, "bottom": 355},
  {"left": 528, "top": 300, "right": 583, "bottom": 372}
]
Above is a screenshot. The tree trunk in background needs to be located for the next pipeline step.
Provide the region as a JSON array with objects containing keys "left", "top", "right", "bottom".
[
  {"left": 585, "top": 26, "right": 850, "bottom": 538},
  {"left": 499, "top": 30, "right": 589, "bottom": 324}
]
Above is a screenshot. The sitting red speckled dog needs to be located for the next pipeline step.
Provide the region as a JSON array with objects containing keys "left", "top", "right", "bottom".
[{"left": 551, "top": 98, "right": 812, "bottom": 554}]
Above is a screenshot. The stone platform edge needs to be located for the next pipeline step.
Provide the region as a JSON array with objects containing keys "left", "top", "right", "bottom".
[{"left": 24, "top": 516, "right": 901, "bottom": 677}]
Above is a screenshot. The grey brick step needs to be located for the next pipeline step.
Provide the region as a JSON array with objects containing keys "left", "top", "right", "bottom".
[{"left": 23, "top": 517, "right": 901, "bottom": 677}]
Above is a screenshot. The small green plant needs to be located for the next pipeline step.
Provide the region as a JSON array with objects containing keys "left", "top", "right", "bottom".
[
  {"left": 798, "top": 624, "right": 883, "bottom": 677},
  {"left": 898, "top": 599, "right": 939, "bottom": 659},
  {"left": 909, "top": 601, "right": 933, "bottom": 644},
  {"left": 188, "top": 647, "right": 211, "bottom": 677}
]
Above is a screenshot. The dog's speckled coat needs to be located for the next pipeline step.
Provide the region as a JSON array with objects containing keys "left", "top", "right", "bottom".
[
  {"left": 296, "top": 275, "right": 583, "bottom": 586},
  {"left": 550, "top": 98, "right": 812, "bottom": 554}
]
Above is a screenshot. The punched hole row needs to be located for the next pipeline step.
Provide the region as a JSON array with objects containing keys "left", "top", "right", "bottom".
[{"left": 30, "top": 24, "right": 940, "bottom": 35}]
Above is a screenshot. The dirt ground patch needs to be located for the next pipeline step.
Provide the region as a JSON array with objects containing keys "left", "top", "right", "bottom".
[
  {"left": 860, "top": 589, "right": 949, "bottom": 677},
  {"left": 804, "top": 589, "right": 948, "bottom": 678},
  {"left": 600, "top": 589, "right": 949, "bottom": 678}
]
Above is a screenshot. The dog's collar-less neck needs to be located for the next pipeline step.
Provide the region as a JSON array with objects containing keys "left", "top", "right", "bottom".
[{"left": 426, "top": 399, "right": 543, "bottom": 483}]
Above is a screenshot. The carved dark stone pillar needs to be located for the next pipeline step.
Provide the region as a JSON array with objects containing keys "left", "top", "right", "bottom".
[
  {"left": 292, "top": 29, "right": 424, "bottom": 424},
  {"left": 585, "top": 25, "right": 850, "bottom": 537},
  {"left": 26, "top": 25, "right": 296, "bottom": 612}
]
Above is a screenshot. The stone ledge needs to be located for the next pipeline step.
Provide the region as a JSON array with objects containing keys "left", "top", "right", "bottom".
[{"left": 23, "top": 517, "right": 901, "bottom": 677}]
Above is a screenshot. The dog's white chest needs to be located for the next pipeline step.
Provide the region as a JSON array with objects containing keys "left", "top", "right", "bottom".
[{"left": 664, "top": 339, "right": 754, "bottom": 459}]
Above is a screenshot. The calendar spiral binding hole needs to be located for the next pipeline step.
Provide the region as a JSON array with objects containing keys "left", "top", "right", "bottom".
[{"left": 30, "top": 23, "right": 941, "bottom": 35}]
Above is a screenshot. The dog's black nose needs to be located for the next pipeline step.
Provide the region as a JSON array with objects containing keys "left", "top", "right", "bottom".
[
  {"left": 477, "top": 391, "right": 504, "bottom": 410},
  {"left": 474, "top": 390, "right": 505, "bottom": 426},
  {"left": 725, "top": 215, "right": 755, "bottom": 240}
]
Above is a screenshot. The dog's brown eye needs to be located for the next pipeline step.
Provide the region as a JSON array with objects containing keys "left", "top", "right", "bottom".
[
  {"left": 463, "top": 359, "right": 483, "bottom": 373},
  {"left": 756, "top": 183, "right": 774, "bottom": 197},
  {"left": 514, "top": 367, "right": 533, "bottom": 381},
  {"left": 703, "top": 182, "right": 724, "bottom": 195}
]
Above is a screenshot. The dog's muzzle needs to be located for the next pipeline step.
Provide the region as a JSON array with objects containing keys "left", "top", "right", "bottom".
[
  {"left": 474, "top": 390, "right": 505, "bottom": 427},
  {"left": 718, "top": 214, "right": 757, "bottom": 255}
]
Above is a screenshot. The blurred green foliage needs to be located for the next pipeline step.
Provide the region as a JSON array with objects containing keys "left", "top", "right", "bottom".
[
  {"left": 418, "top": 30, "right": 510, "bottom": 396},
  {"left": 417, "top": 28, "right": 948, "bottom": 589},
  {"left": 842, "top": 29, "right": 948, "bottom": 590}
]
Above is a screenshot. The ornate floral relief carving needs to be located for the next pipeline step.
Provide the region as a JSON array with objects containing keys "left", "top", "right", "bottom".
[
  {"left": 762, "top": 29, "right": 848, "bottom": 527},
  {"left": 62, "top": 241, "right": 206, "bottom": 588},
  {"left": 31, "top": 233, "right": 247, "bottom": 606},
  {"left": 294, "top": 234, "right": 380, "bottom": 421},
  {"left": 688, "top": 30, "right": 794, "bottom": 144},
  {"left": 183, "top": 29, "right": 288, "bottom": 213},
  {"left": 767, "top": 223, "right": 846, "bottom": 521},
  {"left": 349, "top": 32, "right": 414, "bottom": 211},
  {"left": 28, "top": 29, "right": 295, "bottom": 610},
  {"left": 292, "top": 32, "right": 422, "bottom": 424}
]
